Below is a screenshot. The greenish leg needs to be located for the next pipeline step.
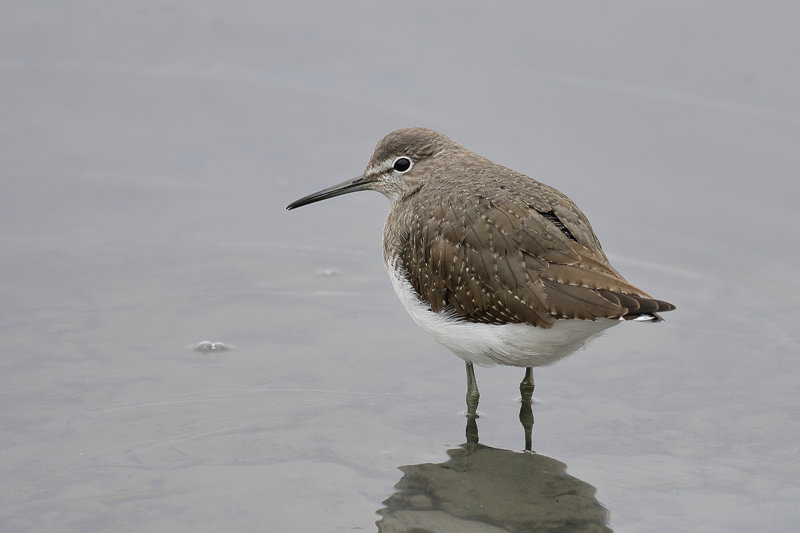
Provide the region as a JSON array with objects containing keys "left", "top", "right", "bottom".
[
  {"left": 519, "top": 367, "right": 534, "bottom": 452},
  {"left": 520, "top": 367, "right": 535, "bottom": 402},
  {"left": 465, "top": 362, "right": 480, "bottom": 416}
]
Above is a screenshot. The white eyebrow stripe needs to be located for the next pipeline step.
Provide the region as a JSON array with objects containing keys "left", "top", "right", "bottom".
[{"left": 365, "top": 159, "right": 394, "bottom": 176}]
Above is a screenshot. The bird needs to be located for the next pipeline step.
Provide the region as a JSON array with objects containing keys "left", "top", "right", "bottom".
[{"left": 287, "top": 128, "right": 674, "bottom": 416}]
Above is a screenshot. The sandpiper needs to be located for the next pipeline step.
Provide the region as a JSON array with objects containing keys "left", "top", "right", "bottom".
[{"left": 287, "top": 128, "right": 674, "bottom": 414}]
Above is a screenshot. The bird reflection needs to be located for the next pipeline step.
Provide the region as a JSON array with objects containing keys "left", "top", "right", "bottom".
[{"left": 377, "top": 394, "right": 612, "bottom": 533}]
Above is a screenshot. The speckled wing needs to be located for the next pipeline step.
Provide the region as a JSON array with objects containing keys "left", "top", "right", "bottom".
[{"left": 392, "top": 179, "right": 674, "bottom": 328}]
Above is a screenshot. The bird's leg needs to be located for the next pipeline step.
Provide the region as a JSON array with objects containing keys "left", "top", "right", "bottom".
[
  {"left": 519, "top": 367, "right": 534, "bottom": 452},
  {"left": 465, "top": 362, "right": 480, "bottom": 416},
  {"left": 520, "top": 367, "right": 535, "bottom": 402}
]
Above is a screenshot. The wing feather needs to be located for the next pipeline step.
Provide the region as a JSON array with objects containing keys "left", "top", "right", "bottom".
[{"left": 387, "top": 171, "right": 674, "bottom": 326}]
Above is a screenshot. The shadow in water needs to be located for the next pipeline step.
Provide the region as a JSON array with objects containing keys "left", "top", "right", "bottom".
[{"left": 376, "top": 397, "right": 612, "bottom": 533}]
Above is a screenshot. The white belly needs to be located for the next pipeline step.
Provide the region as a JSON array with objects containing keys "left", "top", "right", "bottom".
[{"left": 386, "top": 260, "right": 619, "bottom": 367}]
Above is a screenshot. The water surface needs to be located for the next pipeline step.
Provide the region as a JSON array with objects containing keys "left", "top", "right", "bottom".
[{"left": 1, "top": 2, "right": 799, "bottom": 532}]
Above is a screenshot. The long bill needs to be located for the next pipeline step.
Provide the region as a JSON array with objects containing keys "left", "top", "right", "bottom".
[{"left": 286, "top": 175, "right": 373, "bottom": 210}]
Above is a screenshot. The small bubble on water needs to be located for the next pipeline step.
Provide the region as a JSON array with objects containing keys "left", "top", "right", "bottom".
[{"left": 190, "top": 340, "right": 233, "bottom": 352}]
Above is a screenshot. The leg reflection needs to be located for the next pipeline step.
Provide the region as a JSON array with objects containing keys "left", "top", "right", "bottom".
[
  {"left": 465, "top": 362, "right": 480, "bottom": 446},
  {"left": 520, "top": 367, "right": 535, "bottom": 452},
  {"left": 465, "top": 410, "right": 479, "bottom": 446}
]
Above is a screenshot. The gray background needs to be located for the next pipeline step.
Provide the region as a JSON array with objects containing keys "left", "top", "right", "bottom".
[{"left": 1, "top": 1, "right": 798, "bottom": 532}]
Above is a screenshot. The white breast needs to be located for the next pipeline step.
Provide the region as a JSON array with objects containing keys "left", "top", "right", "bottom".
[{"left": 386, "top": 260, "right": 620, "bottom": 367}]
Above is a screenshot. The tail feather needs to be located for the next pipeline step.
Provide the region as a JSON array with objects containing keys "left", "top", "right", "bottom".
[{"left": 596, "top": 289, "right": 676, "bottom": 321}]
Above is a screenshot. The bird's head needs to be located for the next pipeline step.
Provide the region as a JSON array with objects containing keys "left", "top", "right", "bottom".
[{"left": 286, "top": 128, "right": 455, "bottom": 210}]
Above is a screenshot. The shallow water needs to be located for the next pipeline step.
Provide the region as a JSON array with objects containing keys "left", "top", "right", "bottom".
[{"left": 2, "top": 2, "right": 799, "bottom": 532}]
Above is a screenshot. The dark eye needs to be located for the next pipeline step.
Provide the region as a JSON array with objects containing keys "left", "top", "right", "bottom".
[{"left": 393, "top": 157, "right": 412, "bottom": 172}]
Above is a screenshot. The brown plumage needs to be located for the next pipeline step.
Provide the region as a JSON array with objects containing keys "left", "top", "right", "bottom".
[{"left": 378, "top": 128, "right": 675, "bottom": 328}]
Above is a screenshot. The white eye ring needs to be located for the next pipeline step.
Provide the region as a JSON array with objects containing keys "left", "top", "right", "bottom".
[{"left": 392, "top": 156, "right": 413, "bottom": 173}]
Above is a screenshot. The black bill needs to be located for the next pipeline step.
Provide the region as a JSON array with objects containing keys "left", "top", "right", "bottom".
[{"left": 286, "top": 175, "right": 373, "bottom": 210}]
